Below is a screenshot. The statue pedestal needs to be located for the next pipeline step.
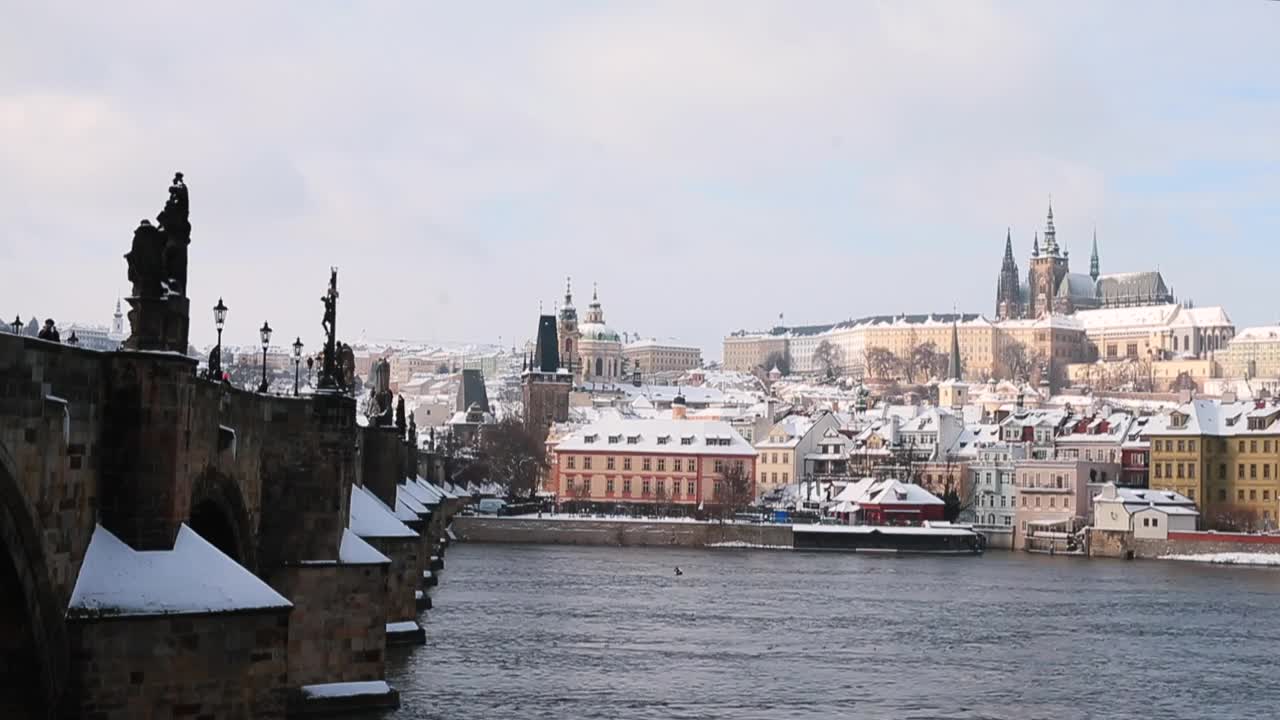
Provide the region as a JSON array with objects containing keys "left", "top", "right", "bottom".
[{"left": 123, "top": 296, "right": 190, "bottom": 353}]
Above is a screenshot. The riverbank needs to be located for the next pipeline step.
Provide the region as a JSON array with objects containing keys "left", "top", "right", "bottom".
[{"left": 451, "top": 515, "right": 793, "bottom": 548}]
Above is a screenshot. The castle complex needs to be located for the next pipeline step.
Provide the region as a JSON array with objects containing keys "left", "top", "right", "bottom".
[{"left": 996, "top": 203, "right": 1174, "bottom": 320}]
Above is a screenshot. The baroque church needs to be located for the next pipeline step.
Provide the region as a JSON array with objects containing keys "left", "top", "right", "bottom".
[
  {"left": 995, "top": 203, "right": 1174, "bottom": 320},
  {"left": 557, "top": 277, "right": 624, "bottom": 383}
]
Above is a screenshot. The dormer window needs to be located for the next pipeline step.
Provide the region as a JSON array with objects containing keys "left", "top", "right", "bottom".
[
  {"left": 1170, "top": 412, "right": 1188, "bottom": 429},
  {"left": 608, "top": 434, "right": 621, "bottom": 444},
  {"left": 584, "top": 434, "right": 597, "bottom": 444},
  {"left": 681, "top": 436, "right": 694, "bottom": 445},
  {"left": 626, "top": 435, "right": 641, "bottom": 444},
  {"left": 657, "top": 435, "right": 670, "bottom": 445}
]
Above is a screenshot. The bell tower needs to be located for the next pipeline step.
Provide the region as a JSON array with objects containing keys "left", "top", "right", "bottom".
[{"left": 1026, "top": 201, "right": 1070, "bottom": 318}]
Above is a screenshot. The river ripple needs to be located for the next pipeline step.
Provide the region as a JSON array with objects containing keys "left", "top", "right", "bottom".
[{"left": 384, "top": 544, "right": 1280, "bottom": 720}]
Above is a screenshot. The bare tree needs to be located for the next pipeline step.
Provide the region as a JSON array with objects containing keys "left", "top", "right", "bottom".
[
  {"left": 761, "top": 349, "right": 791, "bottom": 376},
  {"left": 910, "top": 341, "right": 948, "bottom": 382},
  {"left": 1210, "top": 505, "right": 1260, "bottom": 532},
  {"left": 713, "top": 461, "right": 755, "bottom": 520},
  {"left": 475, "top": 416, "right": 550, "bottom": 499},
  {"left": 813, "top": 340, "right": 844, "bottom": 380},
  {"left": 1000, "top": 341, "right": 1035, "bottom": 383},
  {"left": 866, "top": 347, "right": 898, "bottom": 380}
]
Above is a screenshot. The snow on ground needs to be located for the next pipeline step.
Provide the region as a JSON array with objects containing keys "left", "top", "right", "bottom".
[
  {"left": 300, "top": 681, "right": 393, "bottom": 699},
  {"left": 707, "top": 541, "right": 792, "bottom": 550},
  {"left": 68, "top": 524, "right": 292, "bottom": 618},
  {"left": 1160, "top": 552, "right": 1280, "bottom": 567}
]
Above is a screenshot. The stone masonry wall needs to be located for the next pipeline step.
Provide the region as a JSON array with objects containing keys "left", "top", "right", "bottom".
[
  {"left": 66, "top": 610, "right": 290, "bottom": 720},
  {"left": 1090, "top": 528, "right": 1280, "bottom": 559},
  {"left": 268, "top": 563, "right": 389, "bottom": 688},
  {"left": 453, "top": 517, "right": 794, "bottom": 548},
  {"left": 366, "top": 536, "right": 423, "bottom": 624}
]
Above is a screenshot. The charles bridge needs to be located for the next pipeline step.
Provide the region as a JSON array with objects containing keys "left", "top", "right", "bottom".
[{"left": 0, "top": 175, "right": 464, "bottom": 718}]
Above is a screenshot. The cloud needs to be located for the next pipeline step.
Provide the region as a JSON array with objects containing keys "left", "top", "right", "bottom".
[{"left": 1, "top": 1, "right": 1277, "bottom": 355}]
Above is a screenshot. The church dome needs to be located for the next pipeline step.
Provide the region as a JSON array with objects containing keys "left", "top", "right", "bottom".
[{"left": 579, "top": 322, "right": 620, "bottom": 343}]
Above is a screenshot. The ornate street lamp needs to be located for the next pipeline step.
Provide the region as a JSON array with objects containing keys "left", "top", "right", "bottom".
[
  {"left": 67, "top": 331, "right": 80, "bottom": 346},
  {"left": 211, "top": 297, "right": 228, "bottom": 379},
  {"left": 292, "top": 336, "right": 304, "bottom": 396},
  {"left": 10, "top": 316, "right": 22, "bottom": 334},
  {"left": 258, "top": 321, "right": 273, "bottom": 393}
]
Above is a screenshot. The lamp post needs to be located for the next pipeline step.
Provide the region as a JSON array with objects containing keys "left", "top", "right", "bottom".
[
  {"left": 258, "top": 321, "right": 272, "bottom": 393},
  {"left": 212, "top": 298, "right": 228, "bottom": 380},
  {"left": 10, "top": 316, "right": 22, "bottom": 335},
  {"left": 292, "top": 336, "right": 304, "bottom": 396}
]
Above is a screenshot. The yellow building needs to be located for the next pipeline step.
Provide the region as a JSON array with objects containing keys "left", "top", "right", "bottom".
[
  {"left": 1148, "top": 400, "right": 1280, "bottom": 530},
  {"left": 1218, "top": 325, "right": 1280, "bottom": 379}
]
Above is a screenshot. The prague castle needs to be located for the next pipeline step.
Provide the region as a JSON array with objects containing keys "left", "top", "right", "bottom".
[{"left": 996, "top": 203, "right": 1174, "bottom": 320}]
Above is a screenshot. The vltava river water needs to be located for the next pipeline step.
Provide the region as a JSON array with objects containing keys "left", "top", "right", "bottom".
[{"left": 385, "top": 543, "right": 1280, "bottom": 720}]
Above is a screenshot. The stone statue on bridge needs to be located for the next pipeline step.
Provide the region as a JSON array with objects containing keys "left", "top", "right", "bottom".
[
  {"left": 364, "top": 358, "right": 394, "bottom": 426},
  {"left": 123, "top": 172, "right": 192, "bottom": 352}
]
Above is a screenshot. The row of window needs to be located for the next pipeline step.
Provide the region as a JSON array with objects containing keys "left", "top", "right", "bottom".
[
  {"left": 565, "top": 456, "right": 703, "bottom": 472},
  {"left": 761, "top": 471, "right": 790, "bottom": 485},
  {"left": 976, "top": 494, "right": 1008, "bottom": 508},
  {"left": 566, "top": 477, "right": 698, "bottom": 497},
  {"left": 759, "top": 452, "right": 792, "bottom": 465},
  {"left": 1019, "top": 495, "right": 1072, "bottom": 509},
  {"left": 1154, "top": 462, "right": 1279, "bottom": 481},
  {"left": 1154, "top": 438, "right": 1279, "bottom": 455}
]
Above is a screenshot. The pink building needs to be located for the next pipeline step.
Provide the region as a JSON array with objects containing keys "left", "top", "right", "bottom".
[{"left": 1013, "top": 458, "right": 1118, "bottom": 550}]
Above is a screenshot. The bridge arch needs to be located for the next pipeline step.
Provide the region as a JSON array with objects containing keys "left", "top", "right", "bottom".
[
  {"left": 0, "top": 440, "right": 67, "bottom": 718},
  {"left": 188, "top": 469, "right": 255, "bottom": 572}
]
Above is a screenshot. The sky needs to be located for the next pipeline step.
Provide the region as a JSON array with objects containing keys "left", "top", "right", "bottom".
[{"left": 2, "top": 2, "right": 1278, "bottom": 359}]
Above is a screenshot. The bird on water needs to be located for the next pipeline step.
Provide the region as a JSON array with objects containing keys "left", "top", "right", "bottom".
[{"left": 674, "top": 567, "right": 683, "bottom": 576}]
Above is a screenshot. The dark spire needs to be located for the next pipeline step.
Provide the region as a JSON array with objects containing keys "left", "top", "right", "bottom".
[
  {"left": 947, "top": 319, "right": 962, "bottom": 381},
  {"left": 1089, "top": 229, "right": 1100, "bottom": 282},
  {"left": 1002, "top": 228, "right": 1015, "bottom": 267},
  {"left": 533, "top": 315, "right": 561, "bottom": 372},
  {"left": 1032, "top": 230, "right": 1040, "bottom": 257}
]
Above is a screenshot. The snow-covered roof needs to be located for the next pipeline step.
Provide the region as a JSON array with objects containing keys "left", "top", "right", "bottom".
[
  {"left": 350, "top": 484, "right": 419, "bottom": 539},
  {"left": 1148, "top": 399, "right": 1280, "bottom": 436},
  {"left": 556, "top": 418, "right": 756, "bottom": 456},
  {"left": 1229, "top": 325, "right": 1280, "bottom": 344},
  {"left": 339, "top": 529, "right": 391, "bottom": 565},
  {"left": 831, "top": 477, "right": 944, "bottom": 507},
  {"left": 68, "top": 524, "right": 292, "bottom": 618}
]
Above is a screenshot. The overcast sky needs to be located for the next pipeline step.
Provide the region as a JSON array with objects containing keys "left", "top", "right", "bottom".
[{"left": 3, "top": 2, "right": 1277, "bottom": 357}]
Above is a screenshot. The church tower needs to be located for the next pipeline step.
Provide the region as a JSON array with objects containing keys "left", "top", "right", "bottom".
[
  {"left": 995, "top": 228, "right": 1022, "bottom": 320},
  {"left": 1025, "top": 201, "right": 1070, "bottom": 318},
  {"left": 557, "top": 276, "right": 579, "bottom": 373},
  {"left": 110, "top": 297, "right": 126, "bottom": 339}
]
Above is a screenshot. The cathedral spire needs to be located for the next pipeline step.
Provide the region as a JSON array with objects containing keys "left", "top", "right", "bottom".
[
  {"left": 1032, "top": 230, "right": 1040, "bottom": 257},
  {"left": 1042, "top": 198, "right": 1059, "bottom": 255},
  {"left": 1089, "top": 229, "right": 1100, "bottom": 282},
  {"left": 1002, "top": 228, "right": 1015, "bottom": 266}
]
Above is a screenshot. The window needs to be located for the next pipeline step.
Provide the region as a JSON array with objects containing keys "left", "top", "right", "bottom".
[
  {"left": 1127, "top": 343, "right": 1138, "bottom": 358},
  {"left": 1189, "top": 489, "right": 1195, "bottom": 500},
  {"left": 623, "top": 457, "right": 632, "bottom": 471},
  {"left": 673, "top": 458, "right": 682, "bottom": 472},
  {"left": 657, "top": 436, "right": 669, "bottom": 445},
  {"left": 1252, "top": 440, "right": 1258, "bottom": 454},
  {"left": 566, "top": 477, "right": 575, "bottom": 492},
  {"left": 607, "top": 457, "right": 615, "bottom": 470},
  {"left": 1238, "top": 489, "right": 1245, "bottom": 501},
  {"left": 656, "top": 480, "right": 665, "bottom": 495},
  {"left": 1177, "top": 440, "right": 1185, "bottom": 453},
  {"left": 782, "top": 472, "right": 789, "bottom": 482},
  {"left": 771, "top": 472, "right": 777, "bottom": 483},
  {"left": 1265, "top": 490, "right": 1272, "bottom": 501},
  {"left": 1267, "top": 440, "right": 1273, "bottom": 453},
  {"left": 671, "top": 483, "right": 680, "bottom": 497},
  {"left": 714, "top": 460, "right": 724, "bottom": 473},
  {"left": 606, "top": 478, "right": 615, "bottom": 494},
  {"left": 1218, "top": 489, "right": 1227, "bottom": 501},
  {"left": 583, "top": 457, "right": 592, "bottom": 470},
  {"left": 583, "top": 478, "right": 591, "bottom": 494},
  {"left": 1003, "top": 516, "right": 1011, "bottom": 527},
  {"left": 567, "top": 456, "right": 576, "bottom": 469},
  {"left": 1049, "top": 497, "right": 1056, "bottom": 508},
  {"left": 1001, "top": 496, "right": 1007, "bottom": 507},
  {"left": 688, "top": 481, "right": 696, "bottom": 496},
  {"left": 1155, "top": 464, "right": 1163, "bottom": 479},
  {"left": 681, "top": 437, "right": 693, "bottom": 446},
  {"left": 771, "top": 453, "right": 778, "bottom": 464},
  {"left": 642, "top": 479, "right": 651, "bottom": 496},
  {"left": 1035, "top": 497, "right": 1041, "bottom": 507},
  {"left": 1251, "top": 464, "right": 1258, "bottom": 479},
  {"left": 1239, "top": 441, "right": 1245, "bottom": 452},
  {"left": 1176, "top": 464, "right": 1183, "bottom": 479},
  {"left": 1220, "top": 464, "right": 1227, "bottom": 480},
  {"left": 1250, "top": 489, "right": 1257, "bottom": 501},
  {"left": 608, "top": 435, "right": 620, "bottom": 445},
  {"left": 1152, "top": 517, "right": 1159, "bottom": 528},
  {"left": 643, "top": 458, "right": 652, "bottom": 471},
  {"left": 1239, "top": 464, "right": 1245, "bottom": 479},
  {"left": 657, "top": 458, "right": 666, "bottom": 472},
  {"left": 1165, "top": 463, "right": 1172, "bottom": 478},
  {"left": 1188, "top": 464, "right": 1196, "bottom": 479},
  {"left": 1143, "top": 518, "right": 1150, "bottom": 527},
  {"left": 1188, "top": 440, "right": 1196, "bottom": 452},
  {"left": 1021, "top": 496, "right": 1026, "bottom": 507},
  {"left": 623, "top": 479, "right": 632, "bottom": 495}
]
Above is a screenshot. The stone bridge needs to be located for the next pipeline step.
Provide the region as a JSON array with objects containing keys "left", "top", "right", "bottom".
[{"left": 0, "top": 177, "right": 463, "bottom": 719}]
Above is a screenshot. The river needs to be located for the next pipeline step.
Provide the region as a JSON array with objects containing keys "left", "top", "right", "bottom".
[{"left": 384, "top": 543, "right": 1280, "bottom": 720}]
